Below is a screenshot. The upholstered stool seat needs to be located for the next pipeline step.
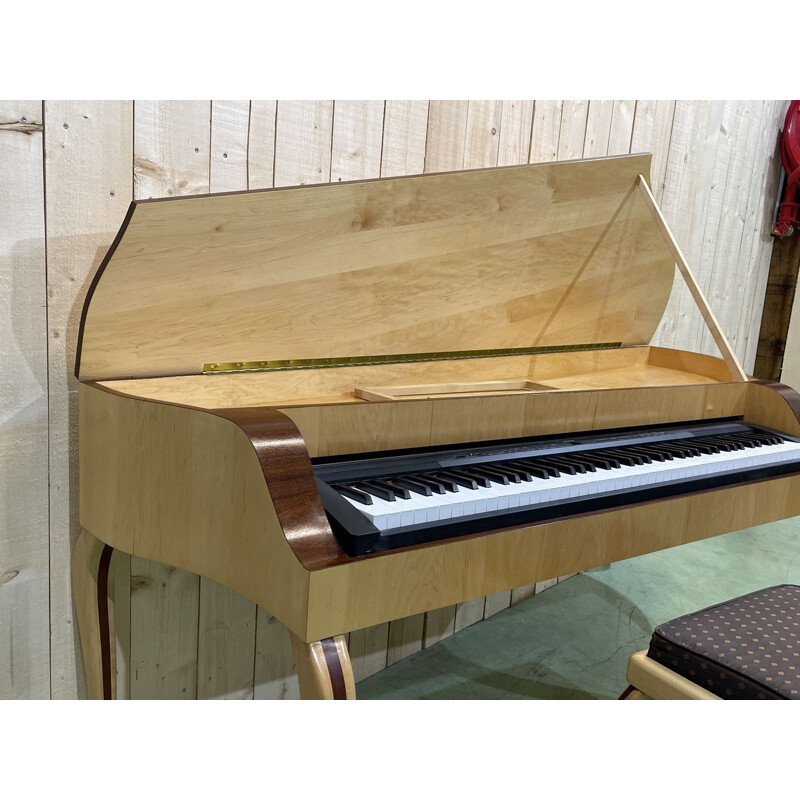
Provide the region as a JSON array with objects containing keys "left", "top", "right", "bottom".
[{"left": 622, "top": 585, "right": 800, "bottom": 700}]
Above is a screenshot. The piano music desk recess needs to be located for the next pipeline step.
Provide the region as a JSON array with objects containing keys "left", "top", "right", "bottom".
[{"left": 73, "top": 154, "right": 800, "bottom": 699}]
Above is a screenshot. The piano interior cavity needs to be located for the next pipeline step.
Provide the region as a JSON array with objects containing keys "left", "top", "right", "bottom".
[{"left": 96, "top": 345, "right": 735, "bottom": 410}]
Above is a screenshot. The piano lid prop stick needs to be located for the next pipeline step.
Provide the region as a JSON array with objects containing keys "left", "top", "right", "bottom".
[{"left": 636, "top": 173, "right": 748, "bottom": 384}]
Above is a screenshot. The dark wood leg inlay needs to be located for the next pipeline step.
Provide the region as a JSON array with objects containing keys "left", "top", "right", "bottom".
[
  {"left": 96, "top": 544, "right": 114, "bottom": 700},
  {"left": 320, "top": 637, "right": 347, "bottom": 700}
]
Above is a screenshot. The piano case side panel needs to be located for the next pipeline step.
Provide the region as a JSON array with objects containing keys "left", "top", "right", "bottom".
[{"left": 78, "top": 383, "right": 313, "bottom": 636}]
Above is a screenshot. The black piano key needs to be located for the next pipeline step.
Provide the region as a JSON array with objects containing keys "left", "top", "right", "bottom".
[
  {"left": 645, "top": 443, "right": 689, "bottom": 459},
  {"left": 577, "top": 452, "right": 619, "bottom": 469},
  {"left": 536, "top": 456, "right": 576, "bottom": 475},
  {"left": 518, "top": 459, "right": 561, "bottom": 477},
  {"left": 464, "top": 465, "right": 508, "bottom": 489},
  {"left": 381, "top": 479, "right": 412, "bottom": 499},
  {"left": 618, "top": 447, "right": 653, "bottom": 464},
  {"left": 706, "top": 435, "right": 746, "bottom": 450},
  {"left": 438, "top": 470, "right": 480, "bottom": 490},
  {"left": 506, "top": 461, "right": 551, "bottom": 479},
  {"left": 668, "top": 440, "right": 703, "bottom": 457},
  {"left": 682, "top": 438, "right": 719, "bottom": 454},
  {"left": 727, "top": 433, "right": 772, "bottom": 447},
  {"left": 635, "top": 444, "right": 673, "bottom": 460},
  {"left": 416, "top": 474, "right": 453, "bottom": 494},
  {"left": 333, "top": 484, "right": 374, "bottom": 505},
  {"left": 594, "top": 450, "right": 638, "bottom": 467},
  {"left": 693, "top": 437, "right": 737, "bottom": 452},
  {"left": 553, "top": 455, "right": 591, "bottom": 473},
  {"left": 714, "top": 435, "right": 752, "bottom": 449},
  {"left": 626, "top": 446, "right": 665, "bottom": 462},
  {"left": 472, "top": 465, "right": 515, "bottom": 484},
  {"left": 485, "top": 464, "right": 523, "bottom": 482},
  {"left": 357, "top": 481, "right": 397, "bottom": 502},
  {"left": 605, "top": 448, "right": 646, "bottom": 465},
  {"left": 748, "top": 432, "right": 782, "bottom": 445},
  {"left": 422, "top": 473, "right": 459, "bottom": 493},
  {"left": 498, "top": 462, "right": 533, "bottom": 481},
  {"left": 391, "top": 477, "right": 432, "bottom": 496},
  {"left": 683, "top": 441, "right": 716, "bottom": 455}
]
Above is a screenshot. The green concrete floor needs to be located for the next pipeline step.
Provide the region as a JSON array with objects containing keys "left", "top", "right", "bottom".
[{"left": 357, "top": 516, "right": 800, "bottom": 699}]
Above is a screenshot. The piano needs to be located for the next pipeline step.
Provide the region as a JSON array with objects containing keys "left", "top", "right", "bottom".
[{"left": 72, "top": 153, "right": 800, "bottom": 699}]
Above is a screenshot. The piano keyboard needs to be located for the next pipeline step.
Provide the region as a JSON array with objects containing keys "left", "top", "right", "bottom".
[{"left": 313, "top": 422, "right": 800, "bottom": 556}]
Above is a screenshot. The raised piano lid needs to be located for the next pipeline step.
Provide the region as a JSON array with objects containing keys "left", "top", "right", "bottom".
[{"left": 76, "top": 153, "right": 679, "bottom": 382}]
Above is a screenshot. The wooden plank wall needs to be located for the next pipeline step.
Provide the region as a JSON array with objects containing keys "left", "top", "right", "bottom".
[{"left": 0, "top": 100, "right": 785, "bottom": 699}]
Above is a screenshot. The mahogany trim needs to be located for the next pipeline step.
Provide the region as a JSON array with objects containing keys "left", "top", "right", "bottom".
[
  {"left": 97, "top": 544, "right": 114, "bottom": 700},
  {"left": 74, "top": 201, "right": 137, "bottom": 380},
  {"left": 211, "top": 406, "right": 347, "bottom": 570},
  {"left": 751, "top": 380, "right": 800, "bottom": 424},
  {"left": 320, "top": 637, "right": 347, "bottom": 700}
]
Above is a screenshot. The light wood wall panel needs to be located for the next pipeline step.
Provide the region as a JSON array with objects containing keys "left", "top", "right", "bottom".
[
  {"left": 0, "top": 99, "right": 786, "bottom": 699},
  {"left": 43, "top": 101, "right": 133, "bottom": 698},
  {"left": 0, "top": 102, "right": 49, "bottom": 699}
]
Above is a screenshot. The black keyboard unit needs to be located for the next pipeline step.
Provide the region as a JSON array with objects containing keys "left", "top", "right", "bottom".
[{"left": 313, "top": 421, "right": 800, "bottom": 557}]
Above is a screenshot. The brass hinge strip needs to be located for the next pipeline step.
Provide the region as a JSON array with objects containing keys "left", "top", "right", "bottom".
[{"left": 203, "top": 342, "right": 622, "bottom": 375}]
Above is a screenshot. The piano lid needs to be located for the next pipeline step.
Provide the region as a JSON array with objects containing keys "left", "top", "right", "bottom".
[{"left": 76, "top": 153, "right": 676, "bottom": 381}]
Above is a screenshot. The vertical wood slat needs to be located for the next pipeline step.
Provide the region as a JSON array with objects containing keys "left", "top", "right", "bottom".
[
  {"left": 44, "top": 101, "right": 134, "bottom": 699},
  {"left": 652, "top": 101, "right": 726, "bottom": 353},
  {"left": 698, "top": 101, "right": 764, "bottom": 360},
  {"left": 0, "top": 101, "right": 49, "bottom": 699},
  {"left": 739, "top": 101, "right": 786, "bottom": 373},
  {"left": 130, "top": 101, "right": 210, "bottom": 699}
]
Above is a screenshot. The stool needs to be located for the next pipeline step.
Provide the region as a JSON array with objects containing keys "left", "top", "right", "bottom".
[{"left": 620, "top": 584, "right": 800, "bottom": 700}]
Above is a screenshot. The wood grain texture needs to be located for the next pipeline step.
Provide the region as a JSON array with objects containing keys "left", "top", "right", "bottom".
[
  {"left": 76, "top": 154, "right": 675, "bottom": 381},
  {"left": 45, "top": 100, "right": 134, "bottom": 698},
  {"left": 274, "top": 100, "right": 333, "bottom": 187},
  {"left": 380, "top": 101, "right": 428, "bottom": 178},
  {"left": 0, "top": 100, "right": 49, "bottom": 699}
]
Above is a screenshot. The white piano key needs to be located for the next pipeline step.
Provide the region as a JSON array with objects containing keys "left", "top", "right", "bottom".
[{"left": 338, "top": 440, "right": 800, "bottom": 532}]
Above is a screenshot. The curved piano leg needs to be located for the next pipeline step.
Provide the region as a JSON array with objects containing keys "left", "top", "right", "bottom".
[
  {"left": 289, "top": 632, "right": 356, "bottom": 700},
  {"left": 72, "top": 529, "right": 116, "bottom": 699}
]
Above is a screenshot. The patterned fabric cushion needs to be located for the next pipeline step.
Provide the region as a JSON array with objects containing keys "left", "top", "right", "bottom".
[{"left": 646, "top": 585, "right": 800, "bottom": 699}]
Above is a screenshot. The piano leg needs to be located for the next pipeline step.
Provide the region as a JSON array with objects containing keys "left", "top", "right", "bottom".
[
  {"left": 72, "top": 528, "right": 117, "bottom": 700},
  {"left": 289, "top": 632, "right": 356, "bottom": 700}
]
